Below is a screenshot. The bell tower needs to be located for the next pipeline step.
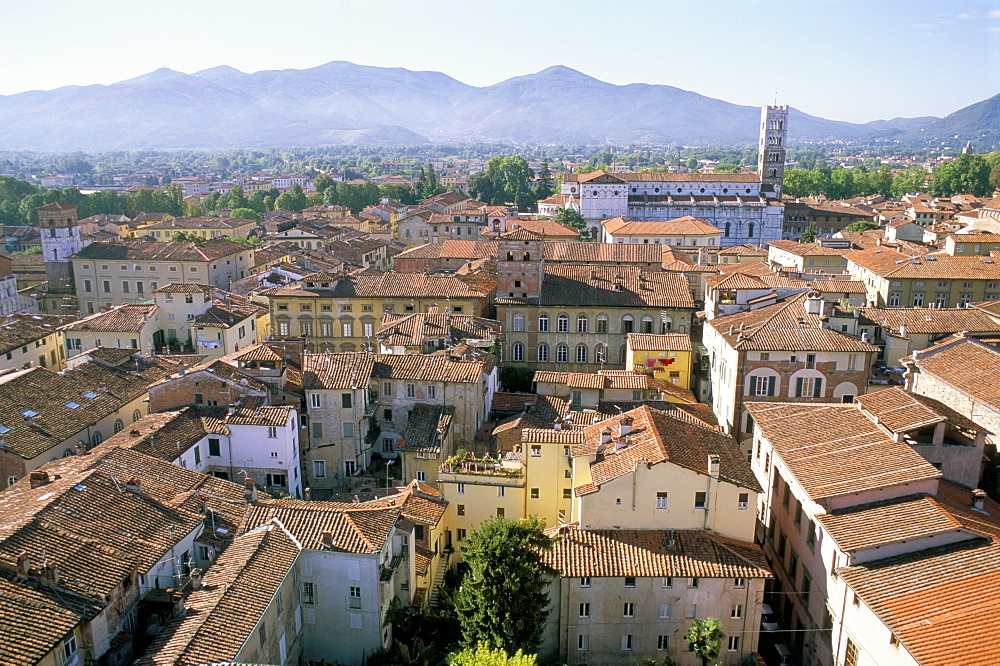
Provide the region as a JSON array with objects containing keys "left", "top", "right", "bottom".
[
  {"left": 758, "top": 105, "right": 789, "bottom": 194},
  {"left": 497, "top": 228, "right": 545, "bottom": 302},
  {"left": 37, "top": 202, "right": 81, "bottom": 295}
]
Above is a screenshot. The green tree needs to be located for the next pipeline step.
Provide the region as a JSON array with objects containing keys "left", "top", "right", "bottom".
[
  {"left": 891, "top": 166, "right": 929, "bottom": 198},
  {"left": 223, "top": 185, "right": 248, "bottom": 210},
  {"left": 712, "top": 163, "right": 742, "bottom": 174},
  {"left": 686, "top": 617, "right": 724, "bottom": 666},
  {"left": 468, "top": 156, "right": 535, "bottom": 209},
  {"left": 274, "top": 183, "right": 308, "bottom": 212},
  {"left": 448, "top": 644, "right": 537, "bottom": 665},
  {"left": 535, "top": 159, "right": 554, "bottom": 199},
  {"left": 801, "top": 220, "right": 819, "bottom": 243},
  {"left": 312, "top": 173, "right": 335, "bottom": 194},
  {"left": 843, "top": 219, "right": 879, "bottom": 233},
  {"left": 229, "top": 207, "right": 260, "bottom": 221},
  {"left": 553, "top": 207, "right": 585, "bottom": 229},
  {"left": 455, "top": 516, "right": 554, "bottom": 655}
]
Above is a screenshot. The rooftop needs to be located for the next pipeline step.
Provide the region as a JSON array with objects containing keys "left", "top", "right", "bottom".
[
  {"left": 59, "top": 304, "right": 157, "bottom": 333},
  {"left": 72, "top": 238, "right": 250, "bottom": 262},
  {"left": 906, "top": 335, "right": 1000, "bottom": 410}
]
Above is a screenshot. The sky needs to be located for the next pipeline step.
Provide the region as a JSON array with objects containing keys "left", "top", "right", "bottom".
[{"left": 3, "top": 0, "right": 998, "bottom": 124}]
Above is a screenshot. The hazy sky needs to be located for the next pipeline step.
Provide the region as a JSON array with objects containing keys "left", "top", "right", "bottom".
[{"left": 3, "top": 0, "right": 998, "bottom": 123}]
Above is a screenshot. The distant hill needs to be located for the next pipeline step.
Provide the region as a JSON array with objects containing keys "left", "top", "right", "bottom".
[
  {"left": 0, "top": 61, "right": 990, "bottom": 150},
  {"left": 905, "top": 92, "right": 1000, "bottom": 149}
]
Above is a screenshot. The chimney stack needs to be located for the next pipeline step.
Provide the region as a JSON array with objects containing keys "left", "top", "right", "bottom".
[
  {"left": 125, "top": 477, "right": 142, "bottom": 494},
  {"left": 244, "top": 477, "right": 258, "bottom": 504},
  {"left": 708, "top": 454, "right": 721, "bottom": 479},
  {"left": 16, "top": 552, "right": 31, "bottom": 577},
  {"left": 29, "top": 470, "right": 49, "bottom": 489},
  {"left": 618, "top": 416, "right": 633, "bottom": 437},
  {"left": 972, "top": 489, "right": 988, "bottom": 512},
  {"left": 601, "top": 428, "right": 612, "bottom": 445},
  {"left": 304, "top": 487, "right": 312, "bottom": 501},
  {"left": 322, "top": 531, "right": 334, "bottom": 549},
  {"left": 75, "top": 442, "right": 87, "bottom": 456},
  {"left": 190, "top": 568, "right": 204, "bottom": 591}
]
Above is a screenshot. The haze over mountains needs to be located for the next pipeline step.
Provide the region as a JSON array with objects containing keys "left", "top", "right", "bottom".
[{"left": 0, "top": 61, "right": 995, "bottom": 150}]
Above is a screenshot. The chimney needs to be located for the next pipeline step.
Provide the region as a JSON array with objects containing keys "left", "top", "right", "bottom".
[
  {"left": 304, "top": 487, "right": 312, "bottom": 501},
  {"left": 75, "top": 442, "right": 87, "bottom": 456},
  {"left": 322, "top": 531, "right": 334, "bottom": 549},
  {"left": 554, "top": 421, "right": 562, "bottom": 431},
  {"left": 190, "top": 568, "right": 204, "bottom": 591},
  {"left": 41, "top": 564, "right": 60, "bottom": 585},
  {"left": 708, "top": 454, "right": 721, "bottom": 479},
  {"left": 16, "top": 552, "right": 31, "bottom": 576},
  {"left": 125, "top": 477, "right": 142, "bottom": 494},
  {"left": 804, "top": 294, "right": 823, "bottom": 315},
  {"left": 972, "top": 489, "right": 988, "bottom": 512},
  {"left": 601, "top": 428, "right": 613, "bottom": 445},
  {"left": 244, "top": 477, "right": 258, "bottom": 504},
  {"left": 667, "top": 528, "right": 676, "bottom": 548},
  {"left": 29, "top": 470, "right": 49, "bottom": 489},
  {"left": 177, "top": 362, "right": 186, "bottom": 377},
  {"left": 899, "top": 324, "right": 907, "bottom": 338},
  {"left": 618, "top": 416, "right": 633, "bottom": 437}
]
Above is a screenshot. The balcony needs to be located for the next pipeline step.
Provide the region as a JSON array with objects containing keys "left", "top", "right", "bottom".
[{"left": 439, "top": 452, "right": 523, "bottom": 478}]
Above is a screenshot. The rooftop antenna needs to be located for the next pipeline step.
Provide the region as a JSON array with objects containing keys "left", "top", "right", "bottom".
[{"left": 774, "top": 90, "right": 778, "bottom": 106}]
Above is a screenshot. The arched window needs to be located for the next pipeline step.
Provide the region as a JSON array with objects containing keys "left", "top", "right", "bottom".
[
  {"left": 661, "top": 316, "right": 673, "bottom": 333},
  {"left": 523, "top": 252, "right": 530, "bottom": 261},
  {"left": 538, "top": 314, "right": 549, "bottom": 332},
  {"left": 622, "top": 315, "right": 634, "bottom": 333},
  {"left": 596, "top": 315, "right": 608, "bottom": 333},
  {"left": 577, "top": 315, "right": 589, "bottom": 333},
  {"left": 132, "top": 409, "right": 142, "bottom": 423},
  {"left": 537, "top": 344, "right": 549, "bottom": 363},
  {"left": 725, "top": 222, "right": 731, "bottom": 238},
  {"left": 576, "top": 345, "right": 588, "bottom": 364},
  {"left": 513, "top": 314, "right": 525, "bottom": 332},
  {"left": 556, "top": 344, "right": 568, "bottom": 363},
  {"left": 557, "top": 315, "right": 569, "bottom": 333},
  {"left": 511, "top": 342, "right": 524, "bottom": 362},
  {"left": 748, "top": 223, "right": 755, "bottom": 237},
  {"left": 92, "top": 432, "right": 102, "bottom": 447},
  {"left": 6, "top": 476, "right": 16, "bottom": 488},
  {"left": 619, "top": 345, "right": 628, "bottom": 364},
  {"left": 595, "top": 343, "right": 607, "bottom": 363},
  {"left": 641, "top": 317, "right": 654, "bottom": 334},
  {"left": 114, "top": 419, "right": 124, "bottom": 433},
  {"left": 506, "top": 251, "right": 514, "bottom": 260},
  {"left": 63, "top": 449, "right": 74, "bottom": 458}
]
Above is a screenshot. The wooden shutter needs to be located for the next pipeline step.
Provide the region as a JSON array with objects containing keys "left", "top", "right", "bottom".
[
  {"left": 795, "top": 377, "right": 803, "bottom": 397},
  {"left": 767, "top": 376, "right": 776, "bottom": 396}
]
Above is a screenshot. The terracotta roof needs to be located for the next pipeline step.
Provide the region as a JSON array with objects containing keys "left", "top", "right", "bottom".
[
  {"left": 810, "top": 279, "right": 867, "bottom": 294},
  {"left": 746, "top": 402, "right": 941, "bottom": 500},
  {"left": 0, "top": 314, "right": 76, "bottom": 355},
  {"left": 596, "top": 401, "right": 717, "bottom": 427},
  {"left": 848, "top": 247, "right": 1000, "bottom": 279},
  {"left": 372, "top": 353, "right": 486, "bottom": 383},
  {"left": 948, "top": 233, "right": 1000, "bottom": 244},
  {"left": 573, "top": 406, "right": 759, "bottom": 494},
  {"left": 71, "top": 238, "right": 250, "bottom": 262},
  {"left": 855, "top": 387, "right": 948, "bottom": 433},
  {"left": 140, "top": 520, "right": 301, "bottom": 666},
  {"left": 565, "top": 171, "right": 760, "bottom": 183},
  {"left": 907, "top": 336, "right": 1000, "bottom": 409},
  {"left": 263, "top": 270, "right": 492, "bottom": 300},
  {"left": 507, "top": 219, "right": 579, "bottom": 238},
  {"left": 705, "top": 272, "right": 770, "bottom": 290},
  {"left": 100, "top": 407, "right": 228, "bottom": 460},
  {"left": 491, "top": 391, "right": 539, "bottom": 412},
  {"left": 241, "top": 500, "right": 399, "bottom": 554},
  {"left": 972, "top": 300, "right": 1000, "bottom": 317},
  {"left": 934, "top": 480, "right": 1000, "bottom": 543},
  {"left": 717, "top": 244, "right": 768, "bottom": 256},
  {"left": 59, "top": 304, "right": 157, "bottom": 333},
  {"left": 152, "top": 282, "right": 219, "bottom": 294},
  {"left": 768, "top": 240, "right": 858, "bottom": 257},
  {"left": 508, "top": 265, "right": 693, "bottom": 309},
  {"left": 602, "top": 215, "right": 723, "bottom": 236},
  {"left": 376, "top": 312, "right": 501, "bottom": 347},
  {"left": 838, "top": 539, "right": 1000, "bottom": 666},
  {"left": 393, "top": 239, "right": 666, "bottom": 265},
  {"left": 399, "top": 404, "right": 454, "bottom": 454},
  {"left": 541, "top": 525, "right": 771, "bottom": 579},
  {"left": 706, "top": 292, "right": 879, "bottom": 353},
  {"left": 818, "top": 495, "right": 968, "bottom": 552},
  {"left": 857, "top": 307, "right": 1000, "bottom": 336},
  {"left": 302, "top": 353, "right": 375, "bottom": 390}
]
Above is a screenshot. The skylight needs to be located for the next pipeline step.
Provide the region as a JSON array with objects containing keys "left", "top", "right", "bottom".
[
  {"left": 81, "top": 391, "right": 98, "bottom": 399},
  {"left": 0, "top": 425, "right": 9, "bottom": 435},
  {"left": 65, "top": 402, "right": 81, "bottom": 409},
  {"left": 21, "top": 410, "right": 38, "bottom": 418}
]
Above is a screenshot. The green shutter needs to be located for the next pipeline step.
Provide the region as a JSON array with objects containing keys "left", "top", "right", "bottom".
[
  {"left": 813, "top": 378, "right": 824, "bottom": 398},
  {"left": 767, "top": 376, "right": 776, "bottom": 396},
  {"left": 795, "top": 377, "right": 803, "bottom": 397}
]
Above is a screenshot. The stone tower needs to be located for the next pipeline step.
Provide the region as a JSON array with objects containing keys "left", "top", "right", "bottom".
[
  {"left": 37, "top": 202, "right": 81, "bottom": 295},
  {"left": 497, "top": 228, "right": 545, "bottom": 301},
  {"left": 758, "top": 105, "right": 789, "bottom": 194}
]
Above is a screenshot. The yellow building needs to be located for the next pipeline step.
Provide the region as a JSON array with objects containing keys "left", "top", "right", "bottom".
[
  {"left": 625, "top": 332, "right": 694, "bottom": 390},
  {"left": 138, "top": 216, "right": 257, "bottom": 240},
  {"left": 262, "top": 271, "right": 493, "bottom": 352},
  {"left": 0, "top": 313, "right": 73, "bottom": 372},
  {"left": 437, "top": 452, "right": 526, "bottom": 551}
]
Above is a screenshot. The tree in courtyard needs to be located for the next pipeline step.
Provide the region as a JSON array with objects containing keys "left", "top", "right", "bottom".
[
  {"left": 454, "top": 516, "right": 554, "bottom": 656},
  {"left": 229, "top": 207, "right": 260, "bottom": 221},
  {"left": 686, "top": 617, "right": 724, "bottom": 666},
  {"left": 448, "top": 644, "right": 537, "bottom": 665},
  {"left": 800, "top": 220, "right": 819, "bottom": 243},
  {"left": 553, "top": 207, "right": 585, "bottom": 229},
  {"left": 843, "top": 219, "right": 879, "bottom": 233}
]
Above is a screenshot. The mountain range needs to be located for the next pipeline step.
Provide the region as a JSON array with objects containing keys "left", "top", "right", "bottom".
[{"left": 0, "top": 61, "right": 995, "bottom": 150}]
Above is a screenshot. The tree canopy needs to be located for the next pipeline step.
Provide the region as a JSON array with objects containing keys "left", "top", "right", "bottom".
[
  {"left": 843, "top": 219, "right": 880, "bottom": 232},
  {"left": 448, "top": 644, "right": 537, "bottom": 665},
  {"left": 687, "top": 617, "right": 724, "bottom": 666},
  {"left": 455, "top": 516, "right": 554, "bottom": 656},
  {"left": 467, "top": 156, "right": 536, "bottom": 211}
]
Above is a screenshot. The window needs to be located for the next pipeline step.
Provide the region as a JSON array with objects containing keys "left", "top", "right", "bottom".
[
  {"left": 806, "top": 353, "right": 816, "bottom": 369},
  {"left": 579, "top": 603, "right": 590, "bottom": 618},
  {"left": 657, "top": 635, "right": 669, "bottom": 651},
  {"left": 313, "top": 460, "right": 326, "bottom": 478},
  {"left": 511, "top": 342, "right": 524, "bottom": 362},
  {"left": 656, "top": 492, "right": 668, "bottom": 509},
  {"left": 890, "top": 633, "right": 900, "bottom": 648},
  {"left": 382, "top": 382, "right": 392, "bottom": 396},
  {"left": 694, "top": 492, "right": 707, "bottom": 509},
  {"left": 194, "top": 445, "right": 201, "bottom": 465},
  {"left": 60, "top": 636, "right": 78, "bottom": 664},
  {"left": 622, "top": 315, "right": 634, "bottom": 333},
  {"left": 457, "top": 483, "right": 465, "bottom": 494},
  {"left": 624, "top": 576, "right": 636, "bottom": 587},
  {"left": 383, "top": 408, "right": 392, "bottom": 422},
  {"left": 457, "top": 528, "right": 467, "bottom": 541},
  {"left": 259, "top": 623, "right": 267, "bottom": 646},
  {"left": 621, "top": 635, "right": 633, "bottom": 651},
  {"left": 84, "top": 279, "right": 92, "bottom": 293},
  {"left": 513, "top": 314, "right": 524, "bottom": 331},
  {"left": 457, "top": 504, "right": 466, "bottom": 516},
  {"left": 344, "top": 460, "right": 357, "bottom": 476},
  {"left": 406, "top": 383, "right": 415, "bottom": 398},
  {"left": 312, "top": 422, "right": 323, "bottom": 438},
  {"left": 428, "top": 385, "right": 436, "bottom": 399},
  {"left": 537, "top": 344, "right": 549, "bottom": 362},
  {"left": 734, "top": 576, "right": 746, "bottom": 588},
  {"left": 341, "top": 393, "right": 352, "bottom": 408},
  {"left": 556, "top": 344, "right": 568, "bottom": 363},
  {"left": 267, "top": 426, "right": 277, "bottom": 438},
  {"left": 530, "top": 444, "right": 542, "bottom": 457},
  {"left": 302, "top": 582, "right": 315, "bottom": 604},
  {"left": 343, "top": 423, "right": 354, "bottom": 437},
  {"left": 659, "top": 603, "right": 671, "bottom": 619},
  {"left": 728, "top": 636, "right": 740, "bottom": 652},
  {"left": 342, "top": 322, "right": 353, "bottom": 337},
  {"left": 685, "top": 603, "right": 697, "bottom": 619},
  {"left": 731, "top": 604, "right": 743, "bottom": 619},
  {"left": 496, "top": 507, "right": 505, "bottom": 517},
  {"left": 642, "top": 316, "right": 654, "bottom": 333},
  {"left": 752, "top": 374, "right": 776, "bottom": 396},
  {"left": 689, "top": 577, "right": 699, "bottom": 588},
  {"left": 103, "top": 280, "right": 111, "bottom": 293},
  {"left": 622, "top": 602, "right": 635, "bottom": 617},
  {"left": 311, "top": 393, "right": 321, "bottom": 408},
  {"left": 845, "top": 638, "right": 860, "bottom": 666},
  {"left": 530, "top": 487, "right": 540, "bottom": 499},
  {"left": 576, "top": 344, "right": 588, "bottom": 363},
  {"left": 557, "top": 314, "right": 569, "bottom": 332},
  {"left": 266, "top": 473, "right": 286, "bottom": 487},
  {"left": 580, "top": 576, "right": 591, "bottom": 587},
  {"left": 538, "top": 314, "right": 549, "bottom": 332},
  {"left": 796, "top": 376, "right": 823, "bottom": 398},
  {"left": 596, "top": 315, "right": 608, "bottom": 333},
  {"left": 577, "top": 315, "right": 588, "bottom": 333},
  {"left": 562, "top": 488, "right": 571, "bottom": 499},
  {"left": 578, "top": 634, "right": 589, "bottom": 651},
  {"left": 122, "top": 281, "right": 130, "bottom": 293},
  {"left": 738, "top": 492, "right": 749, "bottom": 510}
]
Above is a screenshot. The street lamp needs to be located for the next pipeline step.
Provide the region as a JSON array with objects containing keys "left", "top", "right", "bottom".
[{"left": 386, "top": 459, "right": 395, "bottom": 491}]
